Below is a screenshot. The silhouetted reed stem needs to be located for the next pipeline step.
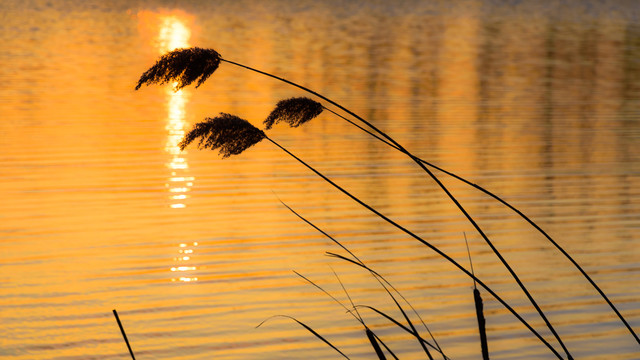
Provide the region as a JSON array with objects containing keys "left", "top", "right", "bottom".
[
  {"left": 263, "top": 135, "right": 564, "bottom": 360},
  {"left": 225, "top": 57, "right": 572, "bottom": 359},
  {"left": 474, "top": 288, "right": 490, "bottom": 360},
  {"left": 465, "top": 233, "right": 490, "bottom": 360},
  {"left": 366, "top": 328, "right": 387, "bottom": 360},
  {"left": 112, "top": 309, "right": 136, "bottom": 360}
]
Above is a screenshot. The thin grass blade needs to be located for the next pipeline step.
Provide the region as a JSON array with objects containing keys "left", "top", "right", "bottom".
[
  {"left": 366, "top": 328, "right": 387, "bottom": 360},
  {"left": 293, "top": 270, "right": 362, "bottom": 324},
  {"left": 371, "top": 331, "right": 400, "bottom": 360},
  {"left": 257, "top": 315, "right": 350, "bottom": 359},
  {"left": 277, "top": 200, "right": 444, "bottom": 357},
  {"left": 358, "top": 305, "right": 449, "bottom": 359},
  {"left": 327, "top": 252, "right": 435, "bottom": 359}
]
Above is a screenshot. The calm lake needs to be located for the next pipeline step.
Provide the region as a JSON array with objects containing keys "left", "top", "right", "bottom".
[{"left": 1, "top": 0, "right": 639, "bottom": 359}]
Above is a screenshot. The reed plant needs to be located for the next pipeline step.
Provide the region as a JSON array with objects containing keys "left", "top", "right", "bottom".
[
  {"left": 136, "top": 47, "right": 639, "bottom": 358},
  {"left": 175, "top": 113, "right": 562, "bottom": 358}
]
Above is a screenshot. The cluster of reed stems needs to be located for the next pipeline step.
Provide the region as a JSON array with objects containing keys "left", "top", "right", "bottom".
[{"left": 136, "top": 47, "right": 639, "bottom": 359}]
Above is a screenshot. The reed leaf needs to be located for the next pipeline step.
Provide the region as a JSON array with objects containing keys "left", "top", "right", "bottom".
[
  {"left": 135, "top": 47, "right": 221, "bottom": 90},
  {"left": 179, "top": 113, "right": 266, "bottom": 158},
  {"left": 370, "top": 330, "right": 400, "bottom": 360},
  {"left": 474, "top": 288, "right": 490, "bottom": 360},
  {"left": 293, "top": 270, "right": 362, "bottom": 324},
  {"left": 277, "top": 199, "right": 442, "bottom": 350},
  {"left": 277, "top": 199, "right": 445, "bottom": 358},
  {"left": 366, "top": 328, "right": 387, "bottom": 360},
  {"left": 358, "top": 305, "right": 449, "bottom": 359},
  {"left": 257, "top": 315, "right": 350, "bottom": 359},
  {"left": 327, "top": 252, "right": 436, "bottom": 360},
  {"left": 264, "top": 97, "right": 324, "bottom": 130}
]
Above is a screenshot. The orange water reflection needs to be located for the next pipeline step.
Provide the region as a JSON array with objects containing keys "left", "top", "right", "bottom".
[
  {"left": 140, "top": 10, "right": 198, "bottom": 282},
  {"left": 1, "top": 3, "right": 636, "bottom": 359}
]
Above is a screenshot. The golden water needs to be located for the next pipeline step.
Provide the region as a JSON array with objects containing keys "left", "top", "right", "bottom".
[{"left": 1, "top": 1, "right": 639, "bottom": 359}]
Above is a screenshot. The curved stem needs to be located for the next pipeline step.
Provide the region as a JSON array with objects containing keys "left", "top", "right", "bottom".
[
  {"left": 223, "top": 58, "right": 571, "bottom": 358},
  {"left": 264, "top": 136, "right": 564, "bottom": 360}
]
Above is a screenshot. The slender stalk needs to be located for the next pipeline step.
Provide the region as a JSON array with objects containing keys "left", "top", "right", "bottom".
[
  {"left": 112, "top": 309, "right": 136, "bottom": 360},
  {"left": 264, "top": 135, "right": 564, "bottom": 359},
  {"left": 371, "top": 331, "right": 400, "bottom": 360},
  {"left": 474, "top": 288, "right": 490, "bottom": 360},
  {"left": 465, "top": 234, "right": 490, "bottom": 360},
  {"left": 224, "top": 58, "right": 572, "bottom": 358},
  {"left": 366, "top": 328, "right": 387, "bottom": 360}
]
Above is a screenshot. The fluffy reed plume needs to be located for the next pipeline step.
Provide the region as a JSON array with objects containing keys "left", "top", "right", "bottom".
[
  {"left": 135, "top": 47, "right": 221, "bottom": 90},
  {"left": 264, "top": 97, "right": 324, "bottom": 129},
  {"left": 178, "top": 113, "right": 265, "bottom": 158}
]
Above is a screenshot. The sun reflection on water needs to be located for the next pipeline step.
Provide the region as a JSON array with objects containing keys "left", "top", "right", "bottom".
[{"left": 143, "top": 11, "right": 199, "bottom": 282}]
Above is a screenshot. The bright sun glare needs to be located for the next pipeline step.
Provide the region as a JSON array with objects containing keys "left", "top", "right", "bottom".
[{"left": 141, "top": 11, "right": 198, "bottom": 282}]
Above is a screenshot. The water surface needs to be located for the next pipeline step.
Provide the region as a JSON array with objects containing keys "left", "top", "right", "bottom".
[{"left": 1, "top": 1, "right": 639, "bottom": 359}]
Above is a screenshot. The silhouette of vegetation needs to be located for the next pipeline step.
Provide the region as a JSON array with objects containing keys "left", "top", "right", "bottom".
[
  {"left": 178, "top": 113, "right": 266, "bottom": 157},
  {"left": 257, "top": 315, "right": 351, "bottom": 359},
  {"left": 136, "top": 47, "right": 221, "bottom": 90},
  {"left": 293, "top": 270, "right": 400, "bottom": 360},
  {"left": 136, "top": 46, "right": 639, "bottom": 359},
  {"left": 264, "top": 97, "right": 324, "bottom": 129},
  {"left": 464, "top": 234, "right": 489, "bottom": 360},
  {"left": 176, "top": 110, "right": 564, "bottom": 359},
  {"left": 280, "top": 200, "right": 444, "bottom": 359},
  {"left": 112, "top": 309, "right": 136, "bottom": 360}
]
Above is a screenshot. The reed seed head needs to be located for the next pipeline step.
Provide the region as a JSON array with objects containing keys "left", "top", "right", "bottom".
[
  {"left": 135, "top": 47, "right": 221, "bottom": 91},
  {"left": 179, "top": 113, "right": 266, "bottom": 158},
  {"left": 264, "top": 97, "right": 323, "bottom": 130}
]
